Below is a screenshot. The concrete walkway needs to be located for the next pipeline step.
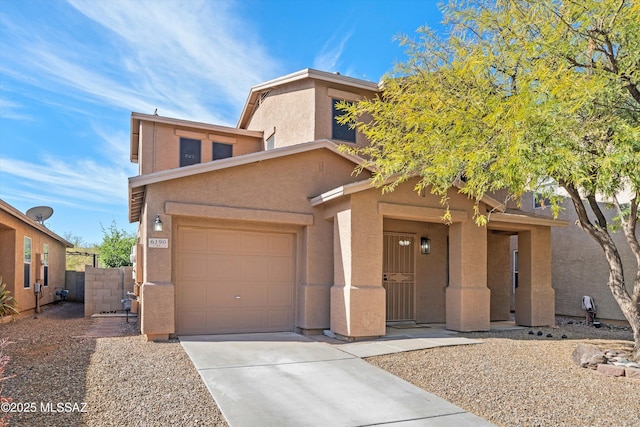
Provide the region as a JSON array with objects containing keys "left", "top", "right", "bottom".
[{"left": 180, "top": 331, "right": 494, "bottom": 426}]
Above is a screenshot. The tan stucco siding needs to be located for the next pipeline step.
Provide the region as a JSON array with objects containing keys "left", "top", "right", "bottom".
[
  {"left": 0, "top": 210, "right": 68, "bottom": 312},
  {"left": 138, "top": 122, "right": 262, "bottom": 175},
  {"left": 314, "top": 81, "right": 376, "bottom": 149},
  {"left": 246, "top": 80, "right": 316, "bottom": 149},
  {"left": 139, "top": 149, "right": 372, "bottom": 333}
]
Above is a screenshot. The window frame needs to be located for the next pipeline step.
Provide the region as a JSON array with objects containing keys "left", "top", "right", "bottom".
[
  {"left": 212, "top": 141, "right": 233, "bottom": 161},
  {"left": 24, "top": 236, "right": 32, "bottom": 288},
  {"left": 43, "top": 244, "right": 49, "bottom": 287},
  {"left": 331, "top": 98, "right": 356, "bottom": 143},
  {"left": 179, "top": 137, "right": 201, "bottom": 167}
]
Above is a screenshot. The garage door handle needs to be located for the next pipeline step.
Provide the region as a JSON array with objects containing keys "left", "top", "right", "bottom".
[{"left": 235, "top": 295, "right": 241, "bottom": 299}]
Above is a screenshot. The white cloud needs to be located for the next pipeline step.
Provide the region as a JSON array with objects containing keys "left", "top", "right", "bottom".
[
  {"left": 0, "top": 0, "right": 280, "bottom": 125},
  {"left": 0, "top": 97, "right": 33, "bottom": 121},
  {"left": 313, "top": 29, "right": 354, "bottom": 73}
]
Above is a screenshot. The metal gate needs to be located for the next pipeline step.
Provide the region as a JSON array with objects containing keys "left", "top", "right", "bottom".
[{"left": 383, "top": 232, "right": 416, "bottom": 321}]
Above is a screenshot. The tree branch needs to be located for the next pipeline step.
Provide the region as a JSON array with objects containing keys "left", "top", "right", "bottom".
[{"left": 587, "top": 194, "right": 608, "bottom": 229}]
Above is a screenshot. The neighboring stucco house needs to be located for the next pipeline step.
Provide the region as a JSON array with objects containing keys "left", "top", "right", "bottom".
[
  {"left": 128, "top": 69, "right": 567, "bottom": 341},
  {"left": 511, "top": 193, "right": 637, "bottom": 323},
  {"left": 0, "top": 199, "right": 72, "bottom": 316}
]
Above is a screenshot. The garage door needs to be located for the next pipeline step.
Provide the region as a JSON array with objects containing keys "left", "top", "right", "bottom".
[{"left": 177, "top": 227, "right": 295, "bottom": 335}]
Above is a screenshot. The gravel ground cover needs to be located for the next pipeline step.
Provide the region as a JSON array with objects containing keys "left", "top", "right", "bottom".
[
  {"left": 368, "top": 321, "right": 639, "bottom": 427},
  {"left": 2, "top": 302, "right": 638, "bottom": 426},
  {"left": 0, "top": 302, "right": 227, "bottom": 427}
]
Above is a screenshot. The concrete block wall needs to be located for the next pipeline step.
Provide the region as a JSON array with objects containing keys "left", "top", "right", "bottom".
[{"left": 84, "top": 266, "right": 134, "bottom": 317}]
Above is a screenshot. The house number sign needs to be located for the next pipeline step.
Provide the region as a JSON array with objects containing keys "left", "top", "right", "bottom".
[{"left": 148, "top": 238, "right": 169, "bottom": 248}]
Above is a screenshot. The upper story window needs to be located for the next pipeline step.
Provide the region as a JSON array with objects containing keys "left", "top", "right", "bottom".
[
  {"left": 212, "top": 142, "right": 233, "bottom": 160},
  {"left": 331, "top": 98, "right": 356, "bottom": 143},
  {"left": 180, "top": 138, "right": 201, "bottom": 167}
]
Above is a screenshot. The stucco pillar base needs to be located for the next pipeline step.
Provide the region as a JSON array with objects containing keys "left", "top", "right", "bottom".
[
  {"left": 446, "top": 287, "right": 491, "bottom": 331},
  {"left": 145, "top": 333, "right": 169, "bottom": 341},
  {"left": 140, "top": 282, "right": 175, "bottom": 337},
  {"left": 515, "top": 287, "right": 555, "bottom": 327},
  {"left": 297, "top": 283, "right": 330, "bottom": 330},
  {"left": 330, "top": 285, "right": 386, "bottom": 338}
]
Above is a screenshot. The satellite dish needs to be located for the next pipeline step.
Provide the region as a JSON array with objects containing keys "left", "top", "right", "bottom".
[{"left": 26, "top": 206, "right": 54, "bottom": 225}]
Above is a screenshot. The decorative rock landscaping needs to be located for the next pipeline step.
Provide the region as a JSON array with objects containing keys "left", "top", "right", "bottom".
[{"left": 572, "top": 342, "right": 640, "bottom": 379}]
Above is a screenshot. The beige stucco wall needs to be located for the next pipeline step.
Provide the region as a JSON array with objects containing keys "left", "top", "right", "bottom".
[
  {"left": 137, "top": 121, "right": 263, "bottom": 175},
  {"left": 246, "top": 79, "right": 316, "bottom": 149},
  {"left": 138, "top": 148, "right": 372, "bottom": 337},
  {"left": 244, "top": 78, "right": 378, "bottom": 151},
  {"left": 0, "top": 209, "right": 68, "bottom": 313}
]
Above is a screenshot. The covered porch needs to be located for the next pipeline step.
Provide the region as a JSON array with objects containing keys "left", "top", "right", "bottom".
[{"left": 311, "top": 180, "right": 567, "bottom": 340}]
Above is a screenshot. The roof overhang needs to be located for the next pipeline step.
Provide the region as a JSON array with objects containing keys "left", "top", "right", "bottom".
[
  {"left": 238, "top": 68, "right": 381, "bottom": 129},
  {"left": 0, "top": 199, "right": 73, "bottom": 247},
  {"left": 487, "top": 211, "right": 569, "bottom": 228},
  {"left": 310, "top": 177, "right": 506, "bottom": 213},
  {"left": 128, "top": 139, "right": 371, "bottom": 223},
  {"left": 130, "top": 112, "right": 264, "bottom": 163}
]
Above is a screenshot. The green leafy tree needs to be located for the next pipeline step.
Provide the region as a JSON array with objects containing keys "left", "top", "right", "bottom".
[
  {"left": 340, "top": 0, "right": 640, "bottom": 359},
  {"left": 98, "top": 221, "right": 137, "bottom": 268}
]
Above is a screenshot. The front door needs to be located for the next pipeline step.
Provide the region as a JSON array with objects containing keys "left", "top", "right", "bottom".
[{"left": 383, "top": 232, "right": 416, "bottom": 321}]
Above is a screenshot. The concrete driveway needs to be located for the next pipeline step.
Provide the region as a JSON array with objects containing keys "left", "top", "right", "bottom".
[{"left": 180, "top": 332, "right": 494, "bottom": 426}]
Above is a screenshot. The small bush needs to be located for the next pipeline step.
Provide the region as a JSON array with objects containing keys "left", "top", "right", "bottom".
[{"left": 0, "top": 277, "right": 19, "bottom": 321}]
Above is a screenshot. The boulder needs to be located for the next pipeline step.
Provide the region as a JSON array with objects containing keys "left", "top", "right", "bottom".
[
  {"left": 572, "top": 343, "right": 605, "bottom": 368},
  {"left": 597, "top": 364, "right": 626, "bottom": 377}
]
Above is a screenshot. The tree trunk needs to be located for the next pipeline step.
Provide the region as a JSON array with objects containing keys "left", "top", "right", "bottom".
[{"left": 563, "top": 184, "right": 640, "bottom": 361}]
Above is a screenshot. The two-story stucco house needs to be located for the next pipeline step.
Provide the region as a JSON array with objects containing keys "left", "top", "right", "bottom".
[{"left": 128, "top": 69, "right": 567, "bottom": 341}]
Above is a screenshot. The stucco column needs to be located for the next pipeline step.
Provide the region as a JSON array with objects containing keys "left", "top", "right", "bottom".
[
  {"left": 140, "top": 207, "right": 175, "bottom": 341},
  {"left": 446, "top": 221, "right": 491, "bottom": 331},
  {"left": 515, "top": 226, "right": 555, "bottom": 326},
  {"left": 330, "top": 195, "right": 385, "bottom": 339}
]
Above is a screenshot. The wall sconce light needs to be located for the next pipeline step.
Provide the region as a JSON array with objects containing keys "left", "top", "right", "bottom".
[
  {"left": 153, "top": 214, "right": 163, "bottom": 232},
  {"left": 420, "top": 237, "right": 431, "bottom": 254}
]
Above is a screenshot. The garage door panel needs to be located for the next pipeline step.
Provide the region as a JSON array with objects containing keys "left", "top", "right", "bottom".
[
  {"left": 240, "top": 233, "right": 270, "bottom": 255},
  {"left": 178, "top": 310, "right": 208, "bottom": 335},
  {"left": 239, "top": 284, "right": 267, "bottom": 305},
  {"left": 268, "top": 309, "right": 292, "bottom": 330},
  {"left": 208, "top": 254, "right": 242, "bottom": 279},
  {"left": 179, "top": 280, "right": 209, "bottom": 308},
  {"left": 207, "top": 309, "right": 240, "bottom": 333},
  {"left": 267, "top": 284, "right": 293, "bottom": 305},
  {"left": 181, "top": 229, "right": 208, "bottom": 251},
  {"left": 208, "top": 230, "right": 241, "bottom": 254},
  {"left": 241, "top": 255, "right": 270, "bottom": 281},
  {"left": 269, "top": 234, "right": 293, "bottom": 255},
  {"left": 179, "top": 254, "right": 208, "bottom": 279},
  {"left": 177, "top": 227, "right": 294, "bottom": 335},
  {"left": 268, "top": 257, "right": 293, "bottom": 282},
  {"left": 208, "top": 284, "right": 239, "bottom": 308}
]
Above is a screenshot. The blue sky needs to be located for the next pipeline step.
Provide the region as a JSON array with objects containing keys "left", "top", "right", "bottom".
[{"left": 0, "top": 0, "right": 444, "bottom": 245}]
